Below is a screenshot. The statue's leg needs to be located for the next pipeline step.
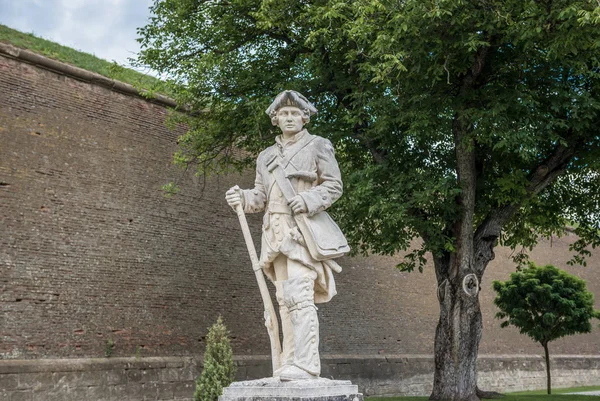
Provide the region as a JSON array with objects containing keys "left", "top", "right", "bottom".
[
  {"left": 274, "top": 282, "right": 294, "bottom": 375},
  {"left": 280, "top": 261, "right": 320, "bottom": 381},
  {"left": 273, "top": 256, "right": 294, "bottom": 376}
]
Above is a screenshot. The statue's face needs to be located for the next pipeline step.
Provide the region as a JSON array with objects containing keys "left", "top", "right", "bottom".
[{"left": 276, "top": 106, "right": 304, "bottom": 136}]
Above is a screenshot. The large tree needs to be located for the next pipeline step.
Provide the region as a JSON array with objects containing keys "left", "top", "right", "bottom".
[{"left": 136, "top": 1, "right": 600, "bottom": 400}]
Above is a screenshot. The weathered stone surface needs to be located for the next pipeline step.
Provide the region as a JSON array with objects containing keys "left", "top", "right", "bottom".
[
  {"left": 0, "top": 373, "right": 18, "bottom": 390},
  {"left": 9, "top": 391, "right": 33, "bottom": 401},
  {"left": 157, "top": 367, "right": 180, "bottom": 383},
  {"left": 16, "top": 372, "right": 55, "bottom": 390},
  {"left": 0, "top": 355, "right": 599, "bottom": 400},
  {"left": 0, "top": 358, "right": 187, "bottom": 375},
  {"left": 0, "top": 357, "right": 197, "bottom": 401},
  {"left": 2, "top": 355, "right": 600, "bottom": 400},
  {"left": 173, "top": 381, "right": 195, "bottom": 399},
  {"left": 220, "top": 377, "right": 362, "bottom": 401},
  {"left": 220, "top": 396, "right": 362, "bottom": 401},
  {"left": 157, "top": 382, "right": 176, "bottom": 400}
]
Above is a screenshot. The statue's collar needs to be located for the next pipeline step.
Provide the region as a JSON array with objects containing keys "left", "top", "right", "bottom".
[
  {"left": 275, "top": 129, "right": 310, "bottom": 148},
  {"left": 271, "top": 129, "right": 315, "bottom": 167}
]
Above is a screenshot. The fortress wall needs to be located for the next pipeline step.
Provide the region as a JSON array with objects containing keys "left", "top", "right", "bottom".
[
  {"left": 0, "top": 51, "right": 268, "bottom": 360},
  {"left": 1, "top": 355, "right": 600, "bottom": 400},
  {"left": 1, "top": 48, "right": 599, "bottom": 398}
]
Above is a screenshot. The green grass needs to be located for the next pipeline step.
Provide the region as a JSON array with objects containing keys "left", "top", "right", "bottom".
[
  {"left": 366, "top": 386, "right": 600, "bottom": 400},
  {"left": 0, "top": 24, "right": 168, "bottom": 96},
  {"left": 511, "top": 385, "right": 600, "bottom": 395},
  {"left": 368, "top": 396, "right": 597, "bottom": 401}
]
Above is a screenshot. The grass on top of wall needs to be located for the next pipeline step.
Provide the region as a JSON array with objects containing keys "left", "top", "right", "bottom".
[{"left": 0, "top": 24, "right": 170, "bottom": 97}]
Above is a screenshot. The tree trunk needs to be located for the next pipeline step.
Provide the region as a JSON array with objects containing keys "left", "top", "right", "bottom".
[
  {"left": 543, "top": 342, "right": 551, "bottom": 395},
  {"left": 430, "top": 256, "right": 483, "bottom": 401},
  {"left": 430, "top": 110, "right": 485, "bottom": 401}
]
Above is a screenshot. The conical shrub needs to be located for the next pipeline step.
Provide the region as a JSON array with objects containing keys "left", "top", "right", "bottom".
[{"left": 194, "top": 316, "right": 236, "bottom": 401}]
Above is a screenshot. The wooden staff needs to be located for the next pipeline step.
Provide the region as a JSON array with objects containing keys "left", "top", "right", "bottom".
[{"left": 233, "top": 199, "right": 282, "bottom": 374}]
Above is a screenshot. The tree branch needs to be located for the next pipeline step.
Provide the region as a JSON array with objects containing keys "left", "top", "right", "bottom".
[
  {"left": 449, "top": 41, "right": 494, "bottom": 278},
  {"left": 460, "top": 44, "right": 491, "bottom": 90},
  {"left": 473, "top": 142, "right": 577, "bottom": 263},
  {"left": 452, "top": 112, "right": 476, "bottom": 278},
  {"left": 331, "top": 84, "right": 387, "bottom": 164}
]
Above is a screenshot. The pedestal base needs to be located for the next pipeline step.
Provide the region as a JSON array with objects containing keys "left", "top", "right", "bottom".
[{"left": 219, "top": 377, "right": 364, "bottom": 401}]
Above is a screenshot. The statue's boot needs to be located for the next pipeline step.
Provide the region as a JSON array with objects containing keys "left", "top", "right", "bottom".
[
  {"left": 279, "top": 276, "right": 320, "bottom": 381},
  {"left": 273, "top": 282, "right": 294, "bottom": 377}
]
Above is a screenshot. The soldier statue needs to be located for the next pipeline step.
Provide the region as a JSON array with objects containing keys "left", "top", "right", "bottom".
[{"left": 225, "top": 90, "right": 349, "bottom": 381}]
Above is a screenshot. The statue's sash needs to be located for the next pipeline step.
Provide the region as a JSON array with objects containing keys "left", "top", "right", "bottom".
[{"left": 266, "top": 156, "right": 350, "bottom": 261}]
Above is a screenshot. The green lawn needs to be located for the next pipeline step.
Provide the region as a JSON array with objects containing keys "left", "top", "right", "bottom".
[
  {"left": 368, "top": 396, "right": 597, "bottom": 401},
  {"left": 367, "top": 386, "right": 600, "bottom": 400},
  {"left": 0, "top": 24, "right": 168, "bottom": 96},
  {"left": 511, "top": 385, "right": 600, "bottom": 395}
]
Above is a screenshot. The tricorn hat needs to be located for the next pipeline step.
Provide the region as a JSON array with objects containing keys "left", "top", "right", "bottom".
[{"left": 265, "top": 90, "right": 318, "bottom": 117}]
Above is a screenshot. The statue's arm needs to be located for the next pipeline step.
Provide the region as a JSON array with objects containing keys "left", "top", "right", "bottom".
[
  {"left": 299, "top": 138, "right": 343, "bottom": 216},
  {"left": 241, "top": 159, "right": 267, "bottom": 214}
]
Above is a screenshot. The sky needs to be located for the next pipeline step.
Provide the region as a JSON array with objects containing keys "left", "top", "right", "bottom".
[{"left": 0, "top": 0, "right": 154, "bottom": 69}]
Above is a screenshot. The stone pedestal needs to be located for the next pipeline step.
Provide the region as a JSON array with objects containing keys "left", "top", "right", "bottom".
[{"left": 219, "top": 377, "right": 364, "bottom": 401}]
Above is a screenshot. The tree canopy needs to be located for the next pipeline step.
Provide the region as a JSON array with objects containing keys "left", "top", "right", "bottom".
[
  {"left": 137, "top": 0, "right": 600, "bottom": 271},
  {"left": 494, "top": 263, "right": 599, "bottom": 345}
]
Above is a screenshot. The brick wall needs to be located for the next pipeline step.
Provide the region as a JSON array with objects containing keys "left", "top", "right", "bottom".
[
  {"left": 0, "top": 51, "right": 268, "bottom": 359},
  {"left": 1, "top": 48, "right": 600, "bottom": 397}
]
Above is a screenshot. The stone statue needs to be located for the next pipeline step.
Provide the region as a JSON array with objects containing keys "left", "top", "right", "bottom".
[{"left": 226, "top": 90, "right": 349, "bottom": 381}]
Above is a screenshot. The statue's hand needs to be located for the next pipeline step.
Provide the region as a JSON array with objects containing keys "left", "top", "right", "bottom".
[
  {"left": 225, "top": 185, "right": 243, "bottom": 209},
  {"left": 289, "top": 195, "right": 307, "bottom": 214}
]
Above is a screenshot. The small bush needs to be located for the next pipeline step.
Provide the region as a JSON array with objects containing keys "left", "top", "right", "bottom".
[
  {"left": 193, "top": 316, "right": 236, "bottom": 401},
  {"left": 105, "top": 339, "right": 115, "bottom": 357}
]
